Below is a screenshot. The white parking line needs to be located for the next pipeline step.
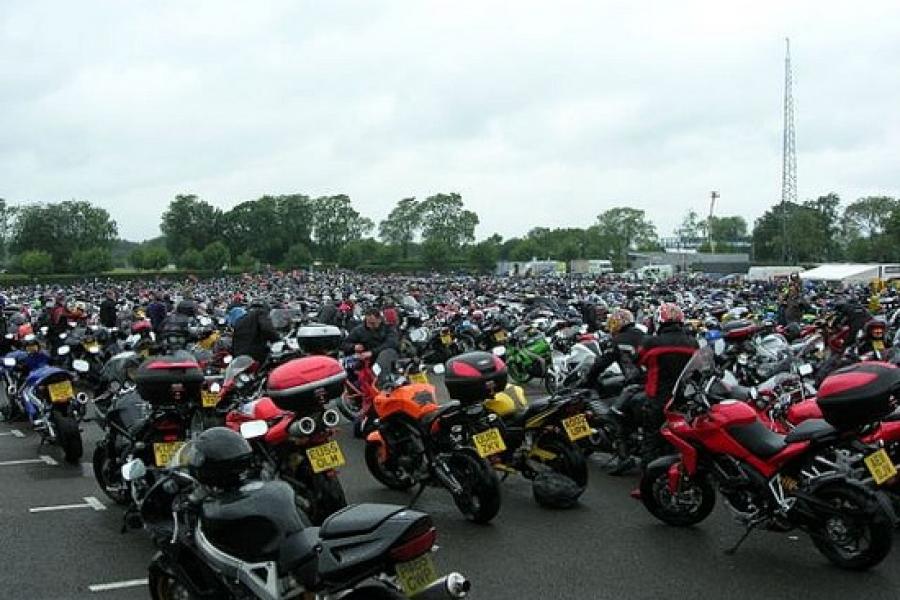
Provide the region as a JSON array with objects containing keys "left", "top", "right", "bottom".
[
  {"left": 88, "top": 579, "right": 148, "bottom": 592},
  {"left": 29, "top": 496, "right": 107, "bottom": 513},
  {"left": 0, "top": 428, "right": 24, "bottom": 438},
  {"left": 0, "top": 454, "right": 57, "bottom": 466}
]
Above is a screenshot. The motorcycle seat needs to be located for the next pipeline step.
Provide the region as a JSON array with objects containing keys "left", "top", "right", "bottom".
[
  {"left": 506, "top": 397, "right": 552, "bottom": 426},
  {"left": 784, "top": 419, "right": 838, "bottom": 444},
  {"left": 420, "top": 401, "right": 461, "bottom": 429},
  {"left": 727, "top": 420, "right": 787, "bottom": 457},
  {"left": 319, "top": 503, "right": 403, "bottom": 539},
  {"left": 277, "top": 528, "right": 320, "bottom": 574}
]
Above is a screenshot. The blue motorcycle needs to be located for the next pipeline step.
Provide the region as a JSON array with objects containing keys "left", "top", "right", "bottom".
[{"left": 20, "top": 353, "right": 90, "bottom": 464}]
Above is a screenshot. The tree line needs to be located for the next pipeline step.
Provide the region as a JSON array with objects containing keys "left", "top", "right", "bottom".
[{"left": 0, "top": 192, "right": 896, "bottom": 276}]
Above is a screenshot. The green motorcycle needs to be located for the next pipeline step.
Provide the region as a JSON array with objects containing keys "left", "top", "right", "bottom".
[{"left": 504, "top": 325, "right": 552, "bottom": 384}]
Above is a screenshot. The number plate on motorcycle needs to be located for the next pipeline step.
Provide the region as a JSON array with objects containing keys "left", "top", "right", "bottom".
[
  {"left": 409, "top": 373, "right": 428, "bottom": 385},
  {"left": 472, "top": 427, "right": 506, "bottom": 458},
  {"left": 562, "top": 414, "right": 591, "bottom": 442},
  {"left": 306, "top": 441, "right": 346, "bottom": 473},
  {"left": 440, "top": 334, "right": 452, "bottom": 345},
  {"left": 395, "top": 554, "right": 438, "bottom": 597},
  {"left": 48, "top": 381, "right": 74, "bottom": 403},
  {"left": 864, "top": 448, "right": 897, "bottom": 485},
  {"left": 873, "top": 340, "right": 885, "bottom": 352},
  {"left": 201, "top": 390, "right": 219, "bottom": 408},
  {"left": 494, "top": 330, "right": 507, "bottom": 342},
  {"left": 153, "top": 441, "right": 186, "bottom": 467}
]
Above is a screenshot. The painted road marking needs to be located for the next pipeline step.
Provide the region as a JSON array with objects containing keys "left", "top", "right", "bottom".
[
  {"left": 29, "top": 496, "right": 107, "bottom": 513},
  {"left": 88, "top": 579, "right": 148, "bottom": 592},
  {"left": 0, "top": 429, "right": 24, "bottom": 438},
  {"left": 0, "top": 454, "right": 57, "bottom": 466}
]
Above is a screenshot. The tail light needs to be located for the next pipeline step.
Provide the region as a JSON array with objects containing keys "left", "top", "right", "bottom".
[
  {"left": 155, "top": 418, "right": 183, "bottom": 442},
  {"left": 389, "top": 520, "right": 437, "bottom": 563}
]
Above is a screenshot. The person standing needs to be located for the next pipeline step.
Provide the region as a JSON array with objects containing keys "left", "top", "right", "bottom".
[{"left": 99, "top": 289, "right": 118, "bottom": 328}]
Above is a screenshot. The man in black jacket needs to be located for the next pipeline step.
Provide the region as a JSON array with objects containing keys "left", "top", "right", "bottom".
[
  {"left": 99, "top": 289, "right": 118, "bottom": 329},
  {"left": 342, "top": 308, "right": 399, "bottom": 383},
  {"left": 232, "top": 300, "right": 280, "bottom": 364}
]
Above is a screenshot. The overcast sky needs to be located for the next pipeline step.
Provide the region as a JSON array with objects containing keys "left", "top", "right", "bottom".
[{"left": 2, "top": 1, "right": 899, "bottom": 242}]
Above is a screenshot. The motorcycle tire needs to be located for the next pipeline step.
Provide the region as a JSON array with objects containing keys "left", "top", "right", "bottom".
[
  {"left": 304, "top": 472, "right": 348, "bottom": 526},
  {"left": 809, "top": 484, "right": 893, "bottom": 570},
  {"left": 52, "top": 412, "right": 83, "bottom": 464},
  {"left": 338, "top": 388, "right": 365, "bottom": 421},
  {"left": 506, "top": 358, "right": 532, "bottom": 385},
  {"left": 365, "top": 442, "right": 415, "bottom": 491},
  {"left": 340, "top": 584, "right": 406, "bottom": 600},
  {"left": 535, "top": 434, "right": 588, "bottom": 488},
  {"left": 543, "top": 371, "right": 562, "bottom": 396},
  {"left": 447, "top": 449, "right": 501, "bottom": 524},
  {"left": 189, "top": 410, "right": 221, "bottom": 438},
  {"left": 640, "top": 463, "right": 715, "bottom": 527},
  {"left": 92, "top": 442, "right": 129, "bottom": 505}
]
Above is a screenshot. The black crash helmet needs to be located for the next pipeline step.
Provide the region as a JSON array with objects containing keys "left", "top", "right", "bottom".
[{"left": 185, "top": 427, "right": 253, "bottom": 489}]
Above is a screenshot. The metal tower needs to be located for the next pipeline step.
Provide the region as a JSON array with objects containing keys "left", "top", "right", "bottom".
[{"left": 781, "top": 38, "right": 797, "bottom": 262}]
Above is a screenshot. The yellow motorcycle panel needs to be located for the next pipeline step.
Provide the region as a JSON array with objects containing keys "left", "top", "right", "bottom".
[{"left": 484, "top": 384, "right": 527, "bottom": 418}]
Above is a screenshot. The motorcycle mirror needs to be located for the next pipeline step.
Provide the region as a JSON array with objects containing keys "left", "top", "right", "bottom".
[
  {"left": 491, "top": 346, "right": 506, "bottom": 357},
  {"left": 223, "top": 355, "right": 233, "bottom": 365},
  {"left": 121, "top": 458, "right": 146, "bottom": 482},
  {"left": 58, "top": 345, "right": 70, "bottom": 356},
  {"left": 432, "top": 364, "right": 446, "bottom": 375},
  {"left": 3, "top": 357, "right": 15, "bottom": 367},
  {"left": 68, "top": 321, "right": 77, "bottom": 328},
  {"left": 271, "top": 341, "right": 284, "bottom": 354},
  {"left": 798, "top": 363, "right": 814, "bottom": 377},
  {"left": 210, "top": 382, "right": 221, "bottom": 393},
  {"left": 73, "top": 359, "right": 90, "bottom": 373},
  {"left": 372, "top": 363, "right": 382, "bottom": 377},
  {"left": 240, "top": 420, "right": 268, "bottom": 440}
]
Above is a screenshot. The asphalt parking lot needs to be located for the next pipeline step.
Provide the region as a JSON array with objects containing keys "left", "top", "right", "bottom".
[{"left": 3, "top": 381, "right": 900, "bottom": 600}]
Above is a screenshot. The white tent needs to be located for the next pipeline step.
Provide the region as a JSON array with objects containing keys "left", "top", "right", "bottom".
[{"left": 799, "top": 264, "right": 879, "bottom": 285}]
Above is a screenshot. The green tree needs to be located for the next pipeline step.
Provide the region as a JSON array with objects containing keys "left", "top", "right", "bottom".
[
  {"left": 379, "top": 197, "right": 421, "bottom": 259},
  {"left": 421, "top": 238, "right": 450, "bottom": 270},
  {"left": 752, "top": 194, "right": 843, "bottom": 263},
  {"left": 675, "top": 210, "right": 703, "bottom": 247},
  {"left": 129, "top": 247, "right": 147, "bottom": 270},
  {"left": 11, "top": 201, "right": 117, "bottom": 271},
  {"left": 71, "top": 248, "right": 112, "bottom": 273},
  {"left": 19, "top": 250, "right": 54, "bottom": 276},
  {"left": 220, "top": 194, "right": 314, "bottom": 264},
  {"left": 201, "top": 241, "right": 230, "bottom": 270},
  {"left": 283, "top": 243, "right": 312, "bottom": 269},
  {"left": 160, "top": 195, "right": 222, "bottom": 257},
  {"left": 143, "top": 246, "right": 171, "bottom": 270},
  {"left": 179, "top": 248, "right": 204, "bottom": 270},
  {"left": 594, "top": 207, "right": 658, "bottom": 270},
  {"left": 311, "top": 195, "right": 374, "bottom": 260},
  {"left": 469, "top": 236, "right": 502, "bottom": 273},
  {"left": 419, "top": 193, "right": 479, "bottom": 248},
  {"left": 234, "top": 250, "right": 258, "bottom": 272}
]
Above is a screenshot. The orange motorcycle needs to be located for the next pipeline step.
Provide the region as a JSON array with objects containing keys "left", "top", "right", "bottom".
[{"left": 364, "top": 362, "right": 502, "bottom": 523}]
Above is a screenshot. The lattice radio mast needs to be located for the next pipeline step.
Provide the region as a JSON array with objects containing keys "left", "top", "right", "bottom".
[{"left": 781, "top": 38, "right": 797, "bottom": 262}]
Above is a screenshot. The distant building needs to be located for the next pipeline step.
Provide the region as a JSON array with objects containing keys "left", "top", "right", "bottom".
[{"left": 628, "top": 251, "right": 750, "bottom": 276}]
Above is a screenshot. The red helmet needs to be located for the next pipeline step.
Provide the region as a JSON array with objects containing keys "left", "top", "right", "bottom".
[
  {"left": 17, "top": 323, "right": 33, "bottom": 339},
  {"left": 656, "top": 303, "right": 685, "bottom": 326},
  {"left": 131, "top": 320, "right": 151, "bottom": 334}
]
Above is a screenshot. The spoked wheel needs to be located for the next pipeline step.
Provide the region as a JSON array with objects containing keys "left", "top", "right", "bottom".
[
  {"left": 364, "top": 442, "right": 415, "bottom": 491},
  {"left": 447, "top": 450, "right": 501, "bottom": 524},
  {"left": 810, "top": 484, "right": 893, "bottom": 570},
  {"left": 640, "top": 463, "right": 715, "bottom": 527}
]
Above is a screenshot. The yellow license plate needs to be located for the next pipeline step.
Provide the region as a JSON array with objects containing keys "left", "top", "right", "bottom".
[
  {"left": 494, "top": 331, "right": 507, "bottom": 342},
  {"left": 409, "top": 373, "right": 428, "bottom": 385},
  {"left": 306, "top": 441, "right": 346, "bottom": 473},
  {"left": 864, "top": 448, "right": 897, "bottom": 485},
  {"left": 201, "top": 390, "right": 219, "bottom": 408},
  {"left": 395, "top": 553, "right": 438, "bottom": 597},
  {"left": 562, "top": 414, "right": 591, "bottom": 442},
  {"left": 48, "top": 381, "right": 74, "bottom": 403},
  {"left": 472, "top": 427, "right": 506, "bottom": 458},
  {"left": 139, "top": 349, "right": 150, "bottom": 358},
  {"left": 441, "top": 334, "right": 452, "bottom": 345},
  {"left": 85, "top": 343, "right": 100, "bottom": 353},
  {"left": 153, "top": 441, "right": 186, "bottom": 467},
  {"left": 873, "top": 340, "right": 885, "bottom": 352}
]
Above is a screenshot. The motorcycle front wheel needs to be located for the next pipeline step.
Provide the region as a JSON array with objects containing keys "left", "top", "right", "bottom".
[
  {"left": 364, "top": 442, "right": 415, "bottom": 491},
  {"left": 92, "top": 441, "right": 129, "bottom": 505},
  {"left": 447, "top": 449, "right": 501, "bottom": 524},
  {"left": 640, "top": 463, "right": 715, "bottom": 527},
  {"left": 809, "top": 484, "right": 893, "bottom": 570}
]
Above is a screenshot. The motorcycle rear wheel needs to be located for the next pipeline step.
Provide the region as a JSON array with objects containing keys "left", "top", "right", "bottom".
[
  {"left": 149, "top": 568, "right": 196, "bottom": 600},
  {"left": 303, "top": 472, "right": 348, "bottom": 526},
  {"left": 447, "top": 450, "right": 501, "bottom": 524},
  {"left": 809, "top": 484, "right": 893, "bottom": 570},
  {"left": 535, "top": 434, "right": 588, "bottom": 488},
  {"left": 52, "top": 412, "right": 83, "bottom": 464},
  {"left": 364, "top": 442, "right": 416, "bottom": 491},
  {"left": 640, "top": 464, "right": 715, "bottom": 527}
]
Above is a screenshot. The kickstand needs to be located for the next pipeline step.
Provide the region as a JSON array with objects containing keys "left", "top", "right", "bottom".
[
  {"left": 407, "top": 483, "right": 426, "bottom": 508},
  {"left": 724, "top": 522, "right": 759, "bottom": 556}
]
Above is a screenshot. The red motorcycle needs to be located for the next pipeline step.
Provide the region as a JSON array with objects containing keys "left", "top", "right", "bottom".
[
  {"left": 225, "top": 354, "right": 348, "bottom": 525},
  {"left": 640, "top": 348, "right": 897, "bottom": 570}
]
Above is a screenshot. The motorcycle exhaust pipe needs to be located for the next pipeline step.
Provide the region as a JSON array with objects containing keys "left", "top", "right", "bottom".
[
  {"left": 6, "top": 384, "right": 16, "bottom": 397},
  {"left": 414, "top": 573, "right": 470, "bottom": 599},
  {"left": 76, "top": 392, "right": 89, "bottom": 405}
]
